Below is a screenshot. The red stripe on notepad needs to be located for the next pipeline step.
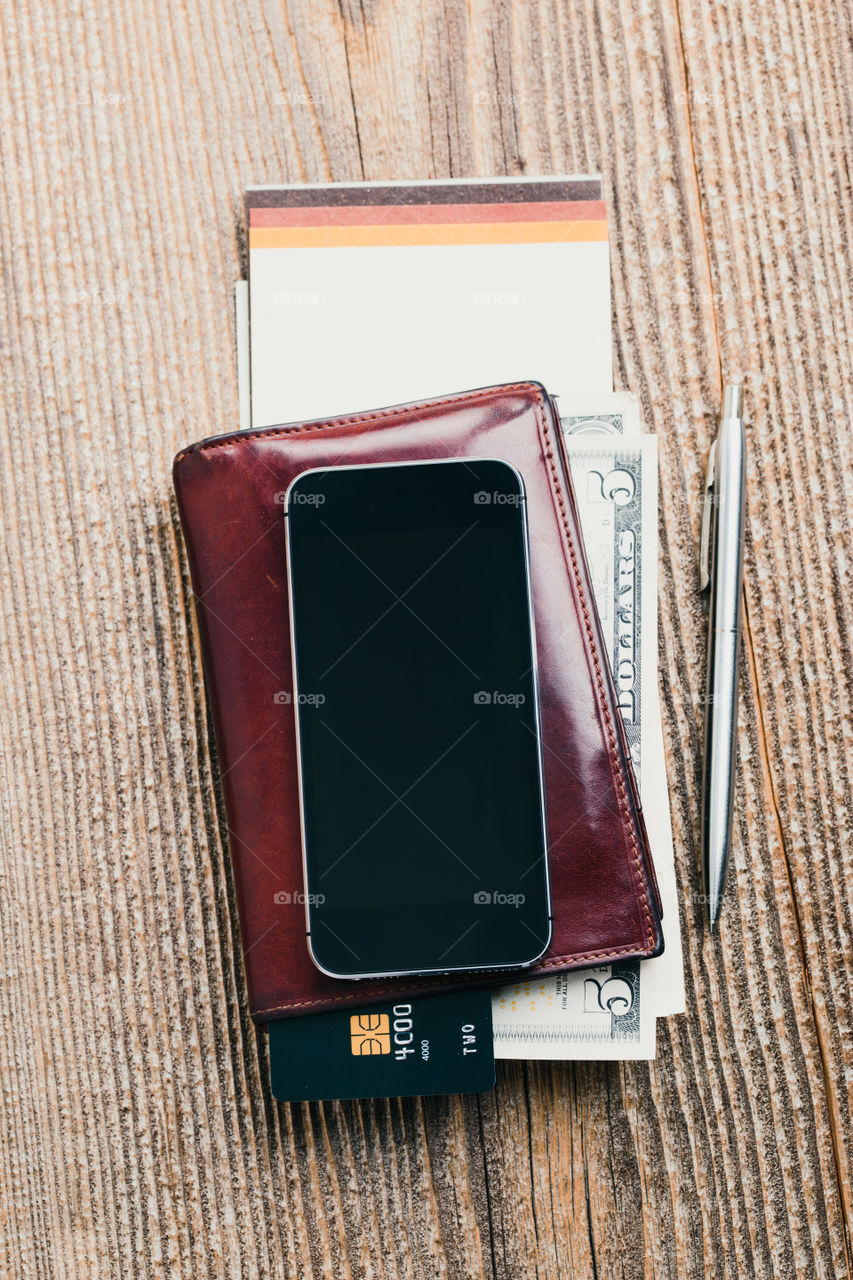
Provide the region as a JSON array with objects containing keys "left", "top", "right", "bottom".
[{"left": 249, "top": 200, "right": 606, "bottom": 227}]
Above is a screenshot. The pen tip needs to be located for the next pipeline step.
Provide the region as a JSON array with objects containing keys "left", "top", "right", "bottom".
[{"left": 722, "top": 385, "right": 744, "bottom": 418}]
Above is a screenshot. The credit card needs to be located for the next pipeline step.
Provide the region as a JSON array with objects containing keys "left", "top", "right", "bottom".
[{"left": 268, "top": 988, "right": 495, "bottom": 1101}]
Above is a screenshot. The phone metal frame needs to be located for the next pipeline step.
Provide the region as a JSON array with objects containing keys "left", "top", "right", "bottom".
[{"left": 284, "top": 457, "right": 553, "bottom": 980}]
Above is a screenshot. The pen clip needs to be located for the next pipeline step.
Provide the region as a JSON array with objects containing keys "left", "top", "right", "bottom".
[{"left": 698, "top": 438, "right": 718, "bottom": 595}]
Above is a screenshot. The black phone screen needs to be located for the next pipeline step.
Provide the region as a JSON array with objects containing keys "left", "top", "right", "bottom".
[{"left": 286, "top": 458, "right": 551, "bottom": 978}]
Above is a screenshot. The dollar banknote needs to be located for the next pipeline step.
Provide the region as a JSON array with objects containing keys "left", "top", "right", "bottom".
[
  {"left": 559, "top": 391, "right": 643, "bottom": 438},
  {"left": 493, "top": 962, "right": 656, "bottom": 1060},
  {"left": 492, "top": 396, "right": 684, "bottom": 1060}
]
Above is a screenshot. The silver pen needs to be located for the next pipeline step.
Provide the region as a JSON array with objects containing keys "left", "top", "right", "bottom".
[{"left": 698, "top": 385, "right": 747, "bottom": 932}]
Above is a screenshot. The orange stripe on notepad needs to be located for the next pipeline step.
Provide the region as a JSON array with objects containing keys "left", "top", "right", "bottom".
[
  {"left": 249, "top": 221, "right": 608, "bottom": 249},
  {"left": 250, "top": 200, "right": 606, "bottom": 227}
]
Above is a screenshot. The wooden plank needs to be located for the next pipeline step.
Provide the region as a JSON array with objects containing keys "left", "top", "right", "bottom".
[
  {"left": 674, "top": 5, "right": 853, "bottom": 1273},
  {"left": 0, "top": 0, "right": 849, "bottom": 1276}
]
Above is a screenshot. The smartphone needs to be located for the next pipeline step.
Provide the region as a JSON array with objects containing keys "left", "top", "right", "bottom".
[{"left": 285, "top": 458, "right": 551, "bottom": 979}]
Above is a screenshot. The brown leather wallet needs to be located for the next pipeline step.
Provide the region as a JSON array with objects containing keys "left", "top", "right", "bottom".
[{"left": 173, "top": 382, "right": 663, "bottom": 1021}]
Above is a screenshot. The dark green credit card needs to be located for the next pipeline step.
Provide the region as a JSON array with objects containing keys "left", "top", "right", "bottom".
[{"left": 268, "top": 988, "right": 495, "bottom": 1102}]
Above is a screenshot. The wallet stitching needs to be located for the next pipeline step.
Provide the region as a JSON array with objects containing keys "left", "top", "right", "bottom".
[
  {"left": 529, "top": 387, "right": 656, "bottom": 951},
  {"left": 180, "top": 381, "right": 658, "bottom": 1014},
  {"left": 252, "top": 939, "right": 653, "bottom": 1017},
  {"left": 174, "top": 383, "right": 540, "bottom": 461}
]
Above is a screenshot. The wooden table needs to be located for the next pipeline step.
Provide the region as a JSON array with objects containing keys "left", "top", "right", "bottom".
[{"left": 1, "top": 0, "right": 850, "bottom": 1276}]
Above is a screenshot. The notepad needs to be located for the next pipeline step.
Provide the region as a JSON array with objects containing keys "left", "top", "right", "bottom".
[{"left": 246, "top": 176, "right": 612, "bottom": 427}]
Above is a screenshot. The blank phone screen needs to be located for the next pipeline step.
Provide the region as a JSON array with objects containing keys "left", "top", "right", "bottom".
[{"left": 286, "top": 458, "right": 551, "bottom": 978}]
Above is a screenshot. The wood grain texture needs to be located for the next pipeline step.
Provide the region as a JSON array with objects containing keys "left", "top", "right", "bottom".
[{"left": 0, "top": 0, "right": 850, "bottom": 1276}]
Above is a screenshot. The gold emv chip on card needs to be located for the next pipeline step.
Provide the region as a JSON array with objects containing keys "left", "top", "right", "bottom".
[{"left": 350, "top": 1013, "right": 391, "bottom": 1056}]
